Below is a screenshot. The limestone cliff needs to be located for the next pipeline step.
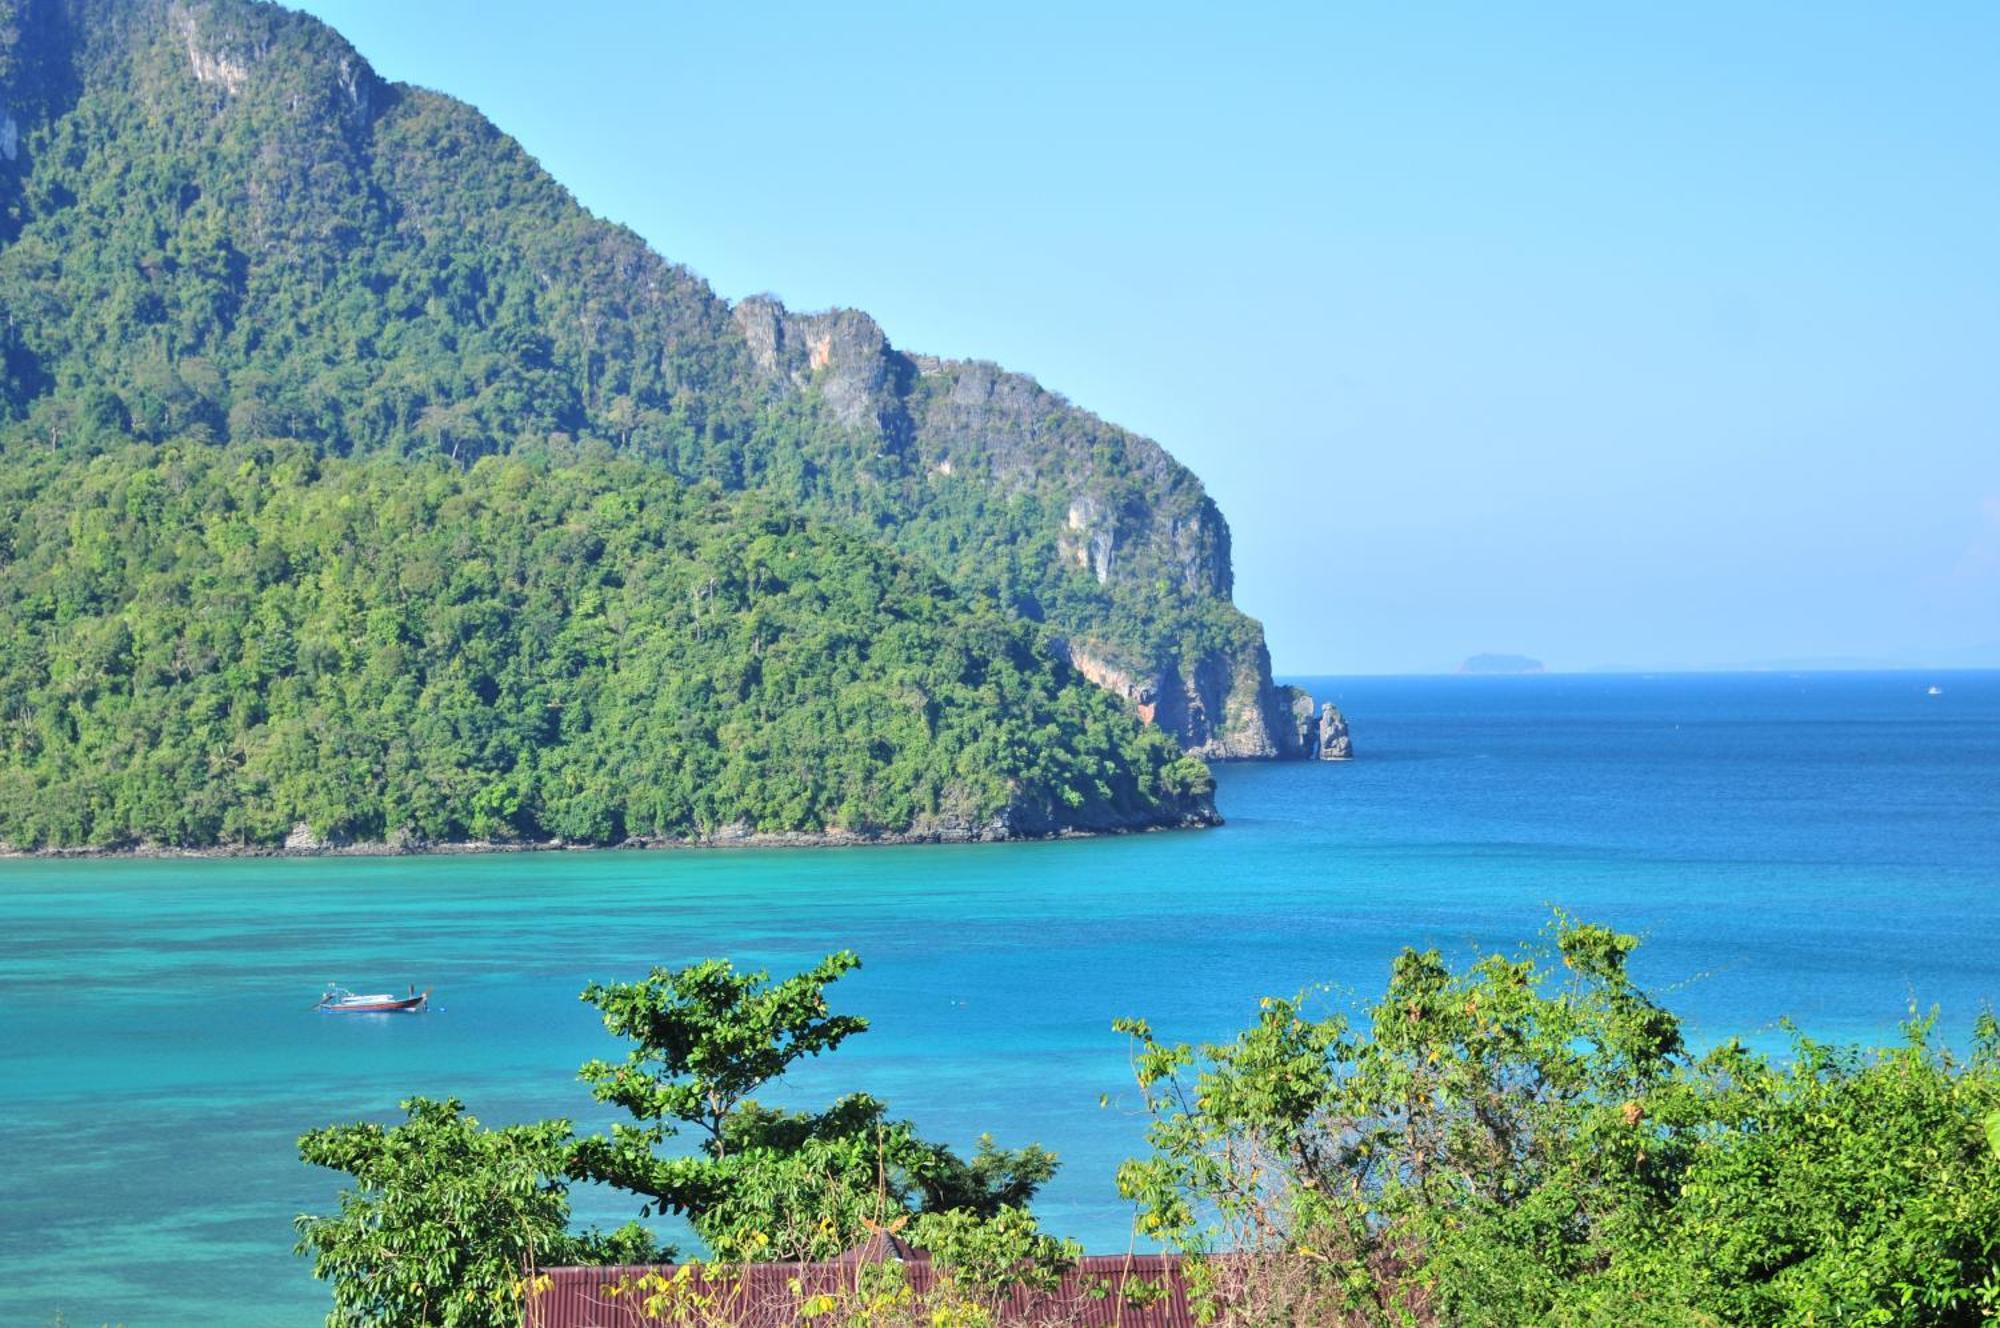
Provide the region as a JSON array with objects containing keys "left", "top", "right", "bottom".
[
  {"left": 731, "top": 295, "right": 1312, "bottom": 758},
  {"left": 1318, "top": 704, "right": 1354, "bottom": 761}
]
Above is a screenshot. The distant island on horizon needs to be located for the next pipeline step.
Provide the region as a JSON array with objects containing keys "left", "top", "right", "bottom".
[{"left": 1458, "top": 653, "right": 1547, "bottom": 675}]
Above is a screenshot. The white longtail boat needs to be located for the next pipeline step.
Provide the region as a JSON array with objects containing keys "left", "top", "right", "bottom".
[{"left": 316, "top": 983, "right": 430, "bottom": 1013}]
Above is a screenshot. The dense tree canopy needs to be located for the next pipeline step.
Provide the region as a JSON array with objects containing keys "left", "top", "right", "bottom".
[
  {"left": 295, "top": 1099, "right": 661, "bottom": 1328},
  {"left": 572, "top": 953, "right": 1061, "bottom": 1263},
  {"left": 1117, "top": 918, "right": 2000, "bottom": 1326},
  {"left": 0, "top": 442, "right": 1213, "bottom": 848}
]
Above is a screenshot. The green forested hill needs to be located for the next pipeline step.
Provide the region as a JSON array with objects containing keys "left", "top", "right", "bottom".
[
  {"left": 0, "top": 0, "right": 1292, "bottom": 847},
  {"left": 0, "top": 442, "right": 1213, "bottom": 849},
  {"left": 0, "top": 0, "right": 1320, "bottom": 757}
]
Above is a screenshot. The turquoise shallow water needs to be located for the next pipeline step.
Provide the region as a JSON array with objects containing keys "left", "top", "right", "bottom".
[{"left": 3, "top": 670, "right": 1997, "bottom": 1326}]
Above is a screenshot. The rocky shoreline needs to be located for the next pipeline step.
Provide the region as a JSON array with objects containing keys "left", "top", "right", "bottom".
[{"left": 0, "top": 808, "right": 1222, "bottom": 861}]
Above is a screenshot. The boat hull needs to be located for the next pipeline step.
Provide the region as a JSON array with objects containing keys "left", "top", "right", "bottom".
[{"left": 320, "top": 995, "right": 428, "bottom": 1014}]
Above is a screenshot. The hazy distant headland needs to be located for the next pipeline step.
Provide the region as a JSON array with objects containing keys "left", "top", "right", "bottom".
[{"left": 1458, "top": 653, "right": 1547, "bottom": 675}]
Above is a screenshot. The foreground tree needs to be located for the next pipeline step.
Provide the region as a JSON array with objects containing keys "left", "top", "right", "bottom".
[
  {"left": 1602, "top": 1018, "right": 2000, "bottom": 1326},
  {"left": 1116, "top": 917, "right": 2000, "bottom": 1326},
  {"left": 295, "top": 1098, "right": 657, "bottom": 1328},
  {"left": 570, "top": 952, "right": 1059, "bottom": 1261},
  {"left": 905, "top": 1206, "right": 1083, "bottom": 1308},
  {"left": 299, "top": 954, "right": 1070, "bottom": 1327}
]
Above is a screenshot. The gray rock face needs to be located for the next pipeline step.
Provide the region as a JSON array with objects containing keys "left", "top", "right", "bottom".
[
  {"left": 730, "top": 298, "right": 915, "bottom": 445},
  {"left": 1052, "top": 640, "right": 1321, "bottom": 761},
  {"left": 1283, "top": 686, "right": 1318, "bottom": 756},
  {"left": 913, "top": 355, "right": 1234, "bottom": 603},
  {"left": 283, "top": 820, "right": 356, "bottom": 851},
  {"left": 1318, "top": 703, "right": 1353, "bottom": 761},
  {"left": 167, "top": 0, "right": 380, "bottom": 130},
  {"left": 728, "top": 290, "right": 1309, "bottom": 760}
]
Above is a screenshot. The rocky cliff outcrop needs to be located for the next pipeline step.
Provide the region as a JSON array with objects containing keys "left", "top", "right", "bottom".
[
  {"left": 731, "top": 293, "right": 1309, "bottom": 758},
  {"left": 1053, "top": 638, "right": 1320, "bottom": 760},
  {"left": 730, "top": 298, "right": 916, "bottom": 447},
  {"left": 1318, "top": 703, "right": 1353, "bottom": 761},
  {"left": 1284, "top": 687, "right": 1318, "bottom": 755}
]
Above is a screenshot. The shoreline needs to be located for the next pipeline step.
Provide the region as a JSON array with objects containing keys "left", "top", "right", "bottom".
[{"left": 0, "top": 810, "right": 1222, "bottom": 861}]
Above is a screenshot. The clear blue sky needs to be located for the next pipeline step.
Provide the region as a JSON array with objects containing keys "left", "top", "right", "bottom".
[{"left": 298, "top": 1, "right": 1997, "bottom": 674}]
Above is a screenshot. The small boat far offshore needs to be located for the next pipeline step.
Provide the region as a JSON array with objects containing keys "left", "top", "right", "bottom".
[{"left": 316, "top": 984, "right": 430, "bottom": 1014}]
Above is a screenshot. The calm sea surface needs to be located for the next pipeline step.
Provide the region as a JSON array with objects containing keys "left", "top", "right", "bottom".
[{"left": 3, "top": 670, "right": 1996, "bottom": 1326}]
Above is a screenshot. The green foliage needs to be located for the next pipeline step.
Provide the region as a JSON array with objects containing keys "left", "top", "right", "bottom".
[
  {"left": 634, "top": 1094, "right": 1057, "bottom": 1264},
  {"left": 1117, "top": 917, "right": 2000, "bottom": 1326},
  {"left": 908, "top": 1206, "right": 1082, "bottom": 1305},
  {"left": 578, "top": 952, "right": 872, "bottom": 1156},
  {"left": 0, "top": 443, "right": 1209, "bottom": 847},
  {"left": 571, "top": 954, "right": 1060, "bottom": 1262},
  {"left": 301, "top": 957, "right": 1074, "bottom": 1321},
  {"left": 294, "top": 1098, "right": 664, "bottom": 1328},
  {"left": 1608, "top": 1020, "right": 2000, "bottom": 1326}
]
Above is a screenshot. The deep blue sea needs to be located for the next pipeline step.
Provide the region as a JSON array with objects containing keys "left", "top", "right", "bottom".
[{"left": 3, "top": 670, "right": 1996, "bottom": 1327}]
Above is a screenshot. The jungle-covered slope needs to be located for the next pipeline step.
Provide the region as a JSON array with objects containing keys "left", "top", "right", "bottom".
[{"left": 0, "top": 442, "right": 1215, "bottom": 849}]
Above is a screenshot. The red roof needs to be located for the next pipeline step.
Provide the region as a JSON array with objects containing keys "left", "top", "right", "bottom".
[
  {"left": 828, "top": 1227, "right": 928, "bottom": 1267},
  {"left": 524, "top": 1252, "right": 1198, "bottom": 1328}
]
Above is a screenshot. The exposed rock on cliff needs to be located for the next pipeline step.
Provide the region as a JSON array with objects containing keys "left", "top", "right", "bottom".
[
  {"left": 732, "top": 293, "right": 1309, "bottom": 757},
  {"left": 1318, "top": 703, "right": 1354, "bottom": 761},
  {"left": 1284, "top": 687, "right": 1318, "bottom": 756},
  {"left": 730, "top": 298, "right": 916, "bottom": 446},
  {"left": 1049, "top": 638, "right": 1319, "bottom": 759}
]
